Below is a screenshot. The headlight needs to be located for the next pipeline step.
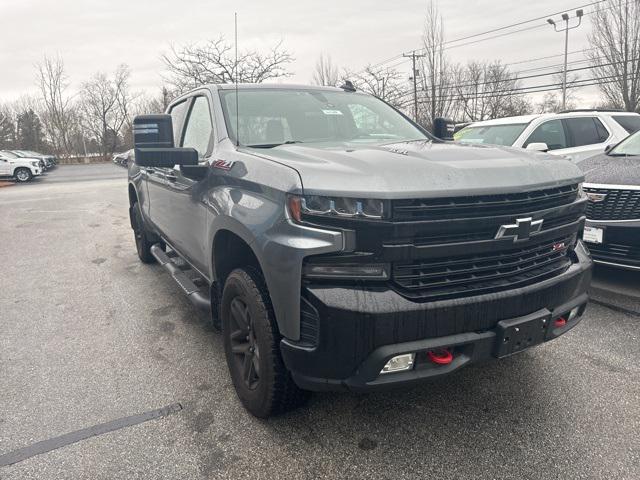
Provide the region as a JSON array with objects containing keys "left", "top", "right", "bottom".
[
  {"left": 287, "top": 195, "right": 384, "bottom": 222},
  {"left": 303, "top": 263, "right": 389, "bottom": 280},
  {"left": 577, "top": 182, "right": 586, "bottom": 199}
]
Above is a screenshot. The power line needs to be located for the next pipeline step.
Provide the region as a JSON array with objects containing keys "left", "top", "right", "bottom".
[
  {"left": 355, "top": 2, "right": 606, "bottom": 75},
  {"left": 392, "top": 56, "right": 640, "bottom": 102}
]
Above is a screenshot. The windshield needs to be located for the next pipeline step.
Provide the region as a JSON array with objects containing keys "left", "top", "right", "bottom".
[
  {"left": 454, "top": 123, "right": 528, "bottom": 147},
  {"left": 1, "top": 151, "right": 18, "bottom": 159},
  {"left": 610, "top": 130, "right": 640, "bottom": 156},
  {"left": 218, "top": 88, "right": 431, "bottom": 147}
]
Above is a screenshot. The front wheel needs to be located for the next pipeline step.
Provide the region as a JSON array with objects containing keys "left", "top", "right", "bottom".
[
  {"left": 14, "top": 168, "right": 33, "bottom": 183},
  {"left": 222, "top": 267, "right": 309, "bottom": 418}
]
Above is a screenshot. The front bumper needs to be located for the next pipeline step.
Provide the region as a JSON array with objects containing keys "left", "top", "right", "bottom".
[
  {"left": 584, "top": 218, "right": 640, "bottom": 271},
  {"left": 281, "top": 242, "right": 592, "bottom": 392}
]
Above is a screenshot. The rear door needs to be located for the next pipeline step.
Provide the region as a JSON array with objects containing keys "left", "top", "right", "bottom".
[
  {"left": 162, "top": 94, "right": 214, "bottom": 273},
  {"left": 559, "top": 117, "right": 611, "bottom": 162}
]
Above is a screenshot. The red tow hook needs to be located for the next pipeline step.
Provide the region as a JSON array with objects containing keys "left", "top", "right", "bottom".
[
  {"left": 554, "top": 317, "right": 567, "bottom": 328},
  {"left": 427, "top": 348, "right": 453, "bottom": 365}
]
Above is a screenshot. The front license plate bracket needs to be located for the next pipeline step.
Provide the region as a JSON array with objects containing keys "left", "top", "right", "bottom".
[{"left": 494, "top": 310, "right": 551, "bottom": 358}]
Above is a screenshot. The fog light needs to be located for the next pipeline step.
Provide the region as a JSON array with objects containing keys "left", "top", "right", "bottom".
[
  {"left": 380, "top": 353, "right": 415, "bottom": 374},
  {"left": 568, "top": 306, "right": 580, "bottom": 321}
]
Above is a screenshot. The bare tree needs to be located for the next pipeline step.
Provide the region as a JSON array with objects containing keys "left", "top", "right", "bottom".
[
  {"left": 419, "top": 1, "right": 456, "bottom": 127},
  {"left": 454, "top": 61, "right": 531, "bottom": 121},
  {"left": 162, "top": 36, "right": 294, "bottom": 94},
  {"left": 312, "top": 54, "right": 340, "bottom": 86},
  {"left": 351, "top": 65, "right": 410, "bottom": 109},
  {"left": 587, "top": 0, "right": 640, "bottom": 111},
  {"left": 80, "top": 64, "right": 133, "bottom": 156},
  {"left": 36, "top": 55, "right": 75, "bottom": 156}
]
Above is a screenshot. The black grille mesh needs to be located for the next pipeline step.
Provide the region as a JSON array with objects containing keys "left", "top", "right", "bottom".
[{"left": 584, "top": 187, "right": 640, "bottom": 220}]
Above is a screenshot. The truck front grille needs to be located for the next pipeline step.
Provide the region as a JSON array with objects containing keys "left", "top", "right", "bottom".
[
  {"left": 587, "top": 227, "right": 640, "bottom": 268},
  {"left": 392, "top": 184, "right": 578, "bottom": 221},
  {"left": 392, "top": 235, "right": 574, "bottom": 300},
  {"left": 584, "top": 186, "right": 640, "bottom": 220}
]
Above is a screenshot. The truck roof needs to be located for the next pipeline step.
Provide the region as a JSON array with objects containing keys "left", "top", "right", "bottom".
[{"left": 214, "top": 83, "right": 345, "bottom": 92}]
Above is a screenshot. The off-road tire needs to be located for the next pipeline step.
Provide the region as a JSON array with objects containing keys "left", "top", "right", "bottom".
[
  {"left": 222, "top": 267, "right": 309, "bottom": 418},
  {"left": 132, "top": 201, "right": 156, "bottom": 264},
  {"left": 14, "top": 168, "right": 33, "bottom": 183}
]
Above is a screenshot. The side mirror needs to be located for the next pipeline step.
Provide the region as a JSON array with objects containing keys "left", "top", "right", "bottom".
[
  {"left": 604, "top": 144, "right": 614, "bottom": 153},
  {"left": 133, "top": 114, "right": 174, "bottom": 148},
  {"left": 133, "top": 114, "right": 198, "bottom": 168},
  {"left": 433, "top": 117, "right": 456, "bottom": 140},
  {"left": 526, "top": 142, "right": 549, "bottom": 152}
]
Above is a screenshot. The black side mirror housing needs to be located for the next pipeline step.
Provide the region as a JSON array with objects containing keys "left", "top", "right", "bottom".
[
  {"left": 133, "top": 114, "right": 174, "bottom": 148},
  {"left": 433, "top": 117, "right": 456, "bottom": 140},
  {"left": 134, "top": 147, "right": 199, "bottom": 168},
  {"left": 133, "top": 114, "right": 199, "bottom": 168}
]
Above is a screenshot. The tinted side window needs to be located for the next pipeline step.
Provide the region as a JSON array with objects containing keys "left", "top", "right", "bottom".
[
  {"left": 524, "top": 119, "right": 568, "bottom": 150},
  {"left": 182, "top": 96, "right": 213, "bottom": 156},
  {"left": 168, "top": 100, "right": 190, "bottom": 145},
  {"left": 613, "top": 115, "right": 640, "bottom": 134},
  {"left": 564, "top": 117, "right": 605, "bottom": 147}
]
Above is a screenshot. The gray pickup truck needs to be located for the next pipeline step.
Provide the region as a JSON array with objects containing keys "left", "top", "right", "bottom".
[{"left": 128, "top": 83, "right": 592, "bottom": 417}]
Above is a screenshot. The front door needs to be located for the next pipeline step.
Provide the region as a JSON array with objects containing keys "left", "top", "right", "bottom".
[
  {"left": 161, "top": 94, "right": 214, "bottom": 274},
  {"left": 0, "top": 158, "right": 11, "bottom": 175}
]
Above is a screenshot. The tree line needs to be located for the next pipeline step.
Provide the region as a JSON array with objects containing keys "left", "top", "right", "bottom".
[{"left": 1, "top": 0, "right": 638, "bottom": 156}]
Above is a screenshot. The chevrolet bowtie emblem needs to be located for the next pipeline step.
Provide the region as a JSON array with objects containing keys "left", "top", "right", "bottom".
[
  {"left": 586, "top": 192, "right": 607, "bottom": 203},
  {"left": 495, "top": 217, "right": 544, "bottom": 242}
]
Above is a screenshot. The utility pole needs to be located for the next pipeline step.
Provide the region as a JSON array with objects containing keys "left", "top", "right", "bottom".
[
  {"left": 547, "top": 9, "right": 583, "bottom": 110},
  {"left": 404, "top": 51, "right": 426, "bottom": 122}
]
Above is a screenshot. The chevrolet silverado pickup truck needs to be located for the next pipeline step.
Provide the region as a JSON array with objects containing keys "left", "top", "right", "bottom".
[{"left": 128, "top": 83, "right": 592, "bottom": 418}]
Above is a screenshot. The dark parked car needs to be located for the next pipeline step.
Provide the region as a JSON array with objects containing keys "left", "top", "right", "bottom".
[{"left": 581, "top": 130, "right": 640, "bottom": 270}]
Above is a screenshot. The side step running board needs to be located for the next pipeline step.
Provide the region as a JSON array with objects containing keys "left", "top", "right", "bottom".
[{"left": 150, "top": 244, "right": 211, "bottom": 313}]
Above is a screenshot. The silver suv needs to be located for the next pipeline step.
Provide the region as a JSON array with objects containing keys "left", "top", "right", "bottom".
[{"left": 455, "top": 110, "right": 640, "bottom": 162}]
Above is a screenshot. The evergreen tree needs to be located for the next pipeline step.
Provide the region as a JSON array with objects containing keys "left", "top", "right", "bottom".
[{"left": 16, "top": 109, "right": 44, "bottom": 151}]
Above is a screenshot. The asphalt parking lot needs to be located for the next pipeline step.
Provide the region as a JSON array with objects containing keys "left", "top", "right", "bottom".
[{"left": 1, "top": 163, "right": 639, "bottom": 480}]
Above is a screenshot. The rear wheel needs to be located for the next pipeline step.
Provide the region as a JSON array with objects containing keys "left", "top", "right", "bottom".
[
  {"left": 222, "top": 267, "right": 309, "bottom": 417},
  {"left": 131, "top": 201, "right": 156, "bottom": 263},
  {"left": 14, "top": 168, "right": 32, "bottom": 183}
]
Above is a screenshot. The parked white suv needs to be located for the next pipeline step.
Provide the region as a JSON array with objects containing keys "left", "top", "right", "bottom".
[
  {"left": 0, "top": 150, "right": 42, "bottom": 182},
  {"left": 454, "top": 110, "right": 640, "bottom": 162}
]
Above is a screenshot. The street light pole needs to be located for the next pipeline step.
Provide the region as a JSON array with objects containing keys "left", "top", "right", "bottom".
[{"left": 547, "top": 9, "right": 583, "bottom": 111}]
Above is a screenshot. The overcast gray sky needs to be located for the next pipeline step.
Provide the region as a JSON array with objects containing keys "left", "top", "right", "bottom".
[{"left": 0, "top": 0, "right": 600, "bottom": 103}]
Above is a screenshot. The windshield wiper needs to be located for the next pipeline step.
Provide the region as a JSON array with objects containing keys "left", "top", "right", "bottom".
[
  {"left": 246, "top": 140, "right": 303, "bottom": 149},
  {"left": 607, "top": 153, "right": 630, "bottom": 157}
]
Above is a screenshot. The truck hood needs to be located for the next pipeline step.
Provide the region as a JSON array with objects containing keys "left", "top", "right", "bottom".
[
  {"left": 245, "top": 140, "right": 584, "bottom": 198},
  {"left": 579, "top": 153, "right": 640, "bottom": 187}
]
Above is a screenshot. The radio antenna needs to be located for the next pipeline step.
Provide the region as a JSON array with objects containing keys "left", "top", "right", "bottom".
[{"left": 234, "top": 12, "right": 239, "bottom": 147}]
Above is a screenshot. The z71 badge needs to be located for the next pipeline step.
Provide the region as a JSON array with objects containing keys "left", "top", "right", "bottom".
[{"left": 212, "top": 159, "right": 235, "bottom": 171}]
